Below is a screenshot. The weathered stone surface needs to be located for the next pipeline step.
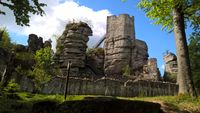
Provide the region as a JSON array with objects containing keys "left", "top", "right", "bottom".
[
  {"left": 86, "top": 48, "right": 104, "bottom": 76},
  {"left": 142, "top": 58, "right": 161, "bottom": 81},
  {"left": 54, "top": 22, "right": 92, "bottom": 76},
  {"left": 104, "top": 14, "right": 135, "bottom": 76},
  {"left": 28, "top": 34, "right": 43, "bottom": 53},
  {"left": 164, "top": 52, "right": 177, "bottom": 63},
  {"left": 44, "top": 40, "right": 52, "bottom": 48},
  {"left": 131, "top": 39, "right": 148, "bottom": 70},
  {"left": 104, "top": 14, "right": 149, "bottom": 76},
  {"left": 163, "top": 52, "right": 178, "bottom": 82}
]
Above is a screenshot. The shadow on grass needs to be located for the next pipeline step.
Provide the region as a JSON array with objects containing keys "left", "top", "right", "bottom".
[{"left": 33, "top": 97, "right": 164, "bottom": 113}]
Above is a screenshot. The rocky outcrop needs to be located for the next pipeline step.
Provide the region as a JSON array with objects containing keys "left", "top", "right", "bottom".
[
  {"left": 142, "top": 58, "right": 161, "bottom": 81},
  {"left": 132, "top": 39, "right": 148, "bottom": 71},
  {"left": 163, "top": 52, "right": 177, "bottom": 82},
  {"left": 54, "top": 22, "right": 92, "bottom": 75},
  {"left": 104, "top": 14, "right": 149, "bottom": 77},
  {"left": 28, "top": 34, "right": 44, "bottom": 53},
  {"left": 104, "top": 14, "right": 135, "bottom": 76},
  {"left": 86, "top": 48, "right": 104, "bottom": 76},
  {"left": 44, "top": 40, "right": 52, "bottom": 48}
]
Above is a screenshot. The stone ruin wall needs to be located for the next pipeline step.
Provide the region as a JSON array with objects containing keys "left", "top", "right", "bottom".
[{"left": 19, "top": 76, "right": 178, "bottom": 97}]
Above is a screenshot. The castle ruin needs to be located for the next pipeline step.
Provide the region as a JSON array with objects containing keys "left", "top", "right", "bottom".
[
  {"left": 54, "top": 14, "right": 160, "bottom": 80},
  {"left": 0, "top": 14, "right": 179, "bottom": 97}
]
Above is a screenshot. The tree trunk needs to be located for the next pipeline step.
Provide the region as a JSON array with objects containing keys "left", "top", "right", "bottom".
[{"left": 173, "top": 6, "right": 196, "bottom": 97}]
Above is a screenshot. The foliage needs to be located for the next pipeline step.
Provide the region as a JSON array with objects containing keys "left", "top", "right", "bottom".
[
  {"left": 15, "top": 66, "right": 34, "bottom": 78},
  {"left": 34, "top": 47, "right": 53, "bottom": 70},
  {"left": 3, "top": 79, "right": 20, "bottom": 93},
  {"left": 189, "top": 33, "right": 200, "bottom": 89},
  {"left": 29, "top": 47, "right": 61, "bottom": 92},
  {"left": 137, "top": 0, "right": 200, "bottom": 32},
  {"left": 56, "top": 41, "right": 64, "bottom": 54},
  {"left": 122, "top": 65, "right": 131, "bottom": 76},
  {"left": 0, "top": 0, "right": 46, "bottom": 26},
  {"left": 66, "top": 21, "right": 91, "bottom": 30},
  {"left": 86, "top": 48, "right": 104, "bottom": 56},
  {"left": 29, "top": 67, "right": 51, "bottom": 92},
  {"left": 137, "top": 0, "right": 199, "bottom": 97},
  {"left": 163, "top": 72, "right": 177, "bottom": 83},
  {"left": 0, "top": 28, "right": 12, "bottom": 51},
  {"left": 29, "top": 47, "right": 54, "bottom": 92},
  {"left": 15, "top": 52, "right": 34, "bottom": 61}
]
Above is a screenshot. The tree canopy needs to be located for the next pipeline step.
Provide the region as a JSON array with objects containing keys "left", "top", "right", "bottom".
[
  {"left": 137, "top": 0, "right": 199, "bottom": 97},
  {"left": 0, "top": 28, "right": 12, "bottom": 51},
  {"left": 0, "top": 0, "right": 46, "bottom": 26},
  {"left": 137, "top": 0, "right": 200, "bottom": 32},
  {"left": 189, "top": 33, "right": 200, "bottom": 89}
]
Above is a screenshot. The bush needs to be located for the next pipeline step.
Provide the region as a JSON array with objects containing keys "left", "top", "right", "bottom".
[
  {"left": 3, "top": 79, "right": 20, "bottom": 93},
  {"left": 122, "top": 65, "right": 131, "bottom": 76},
  {"left": 0, "top": 28, "right": 12, "bottom": 51},
  {"left": 86, "top": 48, "right": 104, "bottom": 56},
  {"left": 15, "top": 52, "right": 34, "bottom": 61}
]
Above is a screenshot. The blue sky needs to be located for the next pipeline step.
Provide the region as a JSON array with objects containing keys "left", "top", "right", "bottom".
[{"left": 0, "top": 0, "right": 193, "bottom": 75}]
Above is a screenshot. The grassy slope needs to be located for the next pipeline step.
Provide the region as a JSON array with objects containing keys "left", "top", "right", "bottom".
[{"left": 0, "top": 92, "right": 200, "bottom": 113}]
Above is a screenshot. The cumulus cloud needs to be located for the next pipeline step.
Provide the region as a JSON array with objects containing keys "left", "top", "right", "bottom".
[{"left": 0, "top": 0, "right": 111, "bottom": 50}]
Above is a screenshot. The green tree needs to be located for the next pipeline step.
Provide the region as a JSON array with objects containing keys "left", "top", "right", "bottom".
[
  {"left": 138, "top": 0, "right": 200, "bottom": 97},
  {"left": 188, "top": 33, "right": 200, "bottom": 90},
  {"left": 30, "top": 47, "right": 54, "bottom": 92},
  {"left": 0, "top": 0, "right": 46, "bottom": 26},
  {"left": 0, "top": 28, "right": 12, "bottom": 51}
]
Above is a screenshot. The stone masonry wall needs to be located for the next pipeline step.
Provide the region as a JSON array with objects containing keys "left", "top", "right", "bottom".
[{"left": 19, "top": 77, "right": 178, "bottom": 97}]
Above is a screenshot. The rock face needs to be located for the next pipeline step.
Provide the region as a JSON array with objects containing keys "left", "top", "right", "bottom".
[
  {"left": 28, "top": 34, "right": 44, "bottom": 53},
  {"left": 143, "top": 58, "right": 161, "bottom": 81},
  {"left": 54, "top": 22, "right": 92, "bottom": 75},
  {"left": 86, "top": 48, "right": 104, "bottom": 76},
  {"left": 132, "top": 39, "right": 148, "bottom": 71},
  {"left": 163, "top": 52, "right": 178, "bottom": 82},
  {"left": 104, "top": 14, "right": 149, "bottom": 76}
]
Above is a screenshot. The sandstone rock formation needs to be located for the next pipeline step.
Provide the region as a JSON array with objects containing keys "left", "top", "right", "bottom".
[
  {"left": 142, "top": 58, "right": 161, "bottom": 81},
  {"left": 132, "top": 39, "right": 148, "bottom": 71},
  {"left": 28, "top": 34, "right": 43, "bottom": 53},
  {"left": 104, "top": 14, "right": 149, "bottom": 77},
  {"left": 86, "top": 48, "right": 104, "bottom": 76},
  {"left": 163, "top": 52, "right": 178, "bottom": 82},
  {"left": 27, "top": 34, "right": 52, "bottom": 53},
  {"left": 54, "top": 22, "right": 92, "bottom": 76}
]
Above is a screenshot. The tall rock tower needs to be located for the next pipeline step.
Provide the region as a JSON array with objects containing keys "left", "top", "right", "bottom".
[
  {"left": 163, "top": 52, "right": 178, "bottom": 82},
  {"left": 104, "top": 14, "right": 136, "bottom": 76},
  {"left": 54, "top": 22, "right": 92, "bottom": 76}
]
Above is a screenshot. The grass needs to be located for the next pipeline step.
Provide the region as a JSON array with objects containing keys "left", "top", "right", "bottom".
[
  {"left": 0, "top": 92, "right": 200, "bottom": 113},
  {"left": 118, "top": 95, "right": 200, "bottom": 112}
]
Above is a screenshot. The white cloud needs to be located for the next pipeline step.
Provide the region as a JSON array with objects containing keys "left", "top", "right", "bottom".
[{"left": 0, "top": 0, "right": 111, "bottom": 50}]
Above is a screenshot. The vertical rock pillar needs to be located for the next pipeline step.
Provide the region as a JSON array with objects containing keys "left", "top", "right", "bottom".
[
  {"left": 104, "top": 14, "right": 135, "bottom": 76},
  {"left": 54, "top": 22, "right": 92, "bottom": 76}
]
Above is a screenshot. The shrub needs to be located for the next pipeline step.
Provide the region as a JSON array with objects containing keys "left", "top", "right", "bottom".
[
  {"left": 86, "top": 48, "right": 104, "bottom": 56},
  {"left": 122, "top": 65, "right": 131, "bottom": 76},
  {"left": 3, "top": 79, "right": 20, "bottom": 93}
]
